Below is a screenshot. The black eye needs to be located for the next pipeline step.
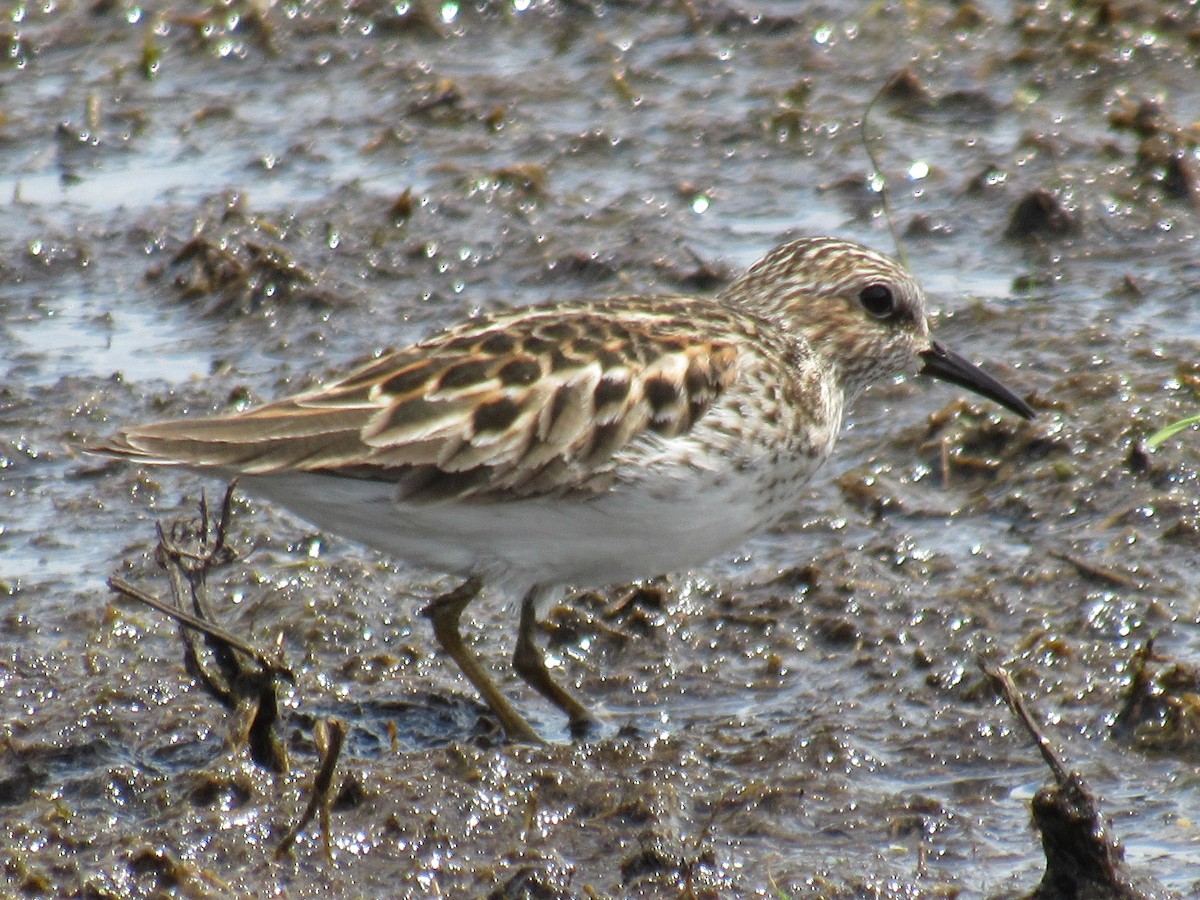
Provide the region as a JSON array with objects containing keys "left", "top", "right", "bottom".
[{"left": 859, "top": 283, "right": 896, "bottom": 318}]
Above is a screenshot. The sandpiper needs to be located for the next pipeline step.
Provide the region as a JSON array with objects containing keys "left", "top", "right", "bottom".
[{"left": 93, "top": 236, "right": 1034, "bottom": 743}]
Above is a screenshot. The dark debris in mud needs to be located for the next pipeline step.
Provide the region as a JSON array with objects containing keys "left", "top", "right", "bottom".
[
  {"left": 109, "top": 484, "right": 293, "bottom": 773},
  {"left": 983, "top": 662, "right": 1170, "bottom": 900},
  {"left": 144, "top": 197, "right": 333, "bottom": 318},
  {"left": 1004, "top": 189, "right": 1080, "bottom": 241},
  {"left": 1113, "top": 640, "right": 1200, "bottom": 761}
]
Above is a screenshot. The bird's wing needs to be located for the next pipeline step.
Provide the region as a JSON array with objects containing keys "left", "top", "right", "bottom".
[{"left": 95, "top": 298, "right": 745, "bottom": 501}]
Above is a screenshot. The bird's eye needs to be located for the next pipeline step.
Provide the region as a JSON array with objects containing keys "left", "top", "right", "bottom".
[{"left": 859, "top": 284, "right": 896, "bottom": 318}]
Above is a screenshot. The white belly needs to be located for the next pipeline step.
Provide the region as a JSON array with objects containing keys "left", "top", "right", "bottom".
[{"left": 243, "top": 458, "right": 819, "bottom": 591}]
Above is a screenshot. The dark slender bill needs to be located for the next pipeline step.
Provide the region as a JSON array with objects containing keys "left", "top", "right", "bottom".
[{"left": 920, "top": 341, "right": 1035, "bottom": 420}]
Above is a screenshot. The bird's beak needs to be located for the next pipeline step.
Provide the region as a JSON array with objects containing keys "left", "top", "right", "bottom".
[{"left": 919, "top": 341, "right": 1035, "bottom": 420}]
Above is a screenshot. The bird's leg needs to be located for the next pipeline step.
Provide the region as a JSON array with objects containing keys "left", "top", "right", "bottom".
[
  {"left": 512, "top": 585, "right": 599, "bottom": 737},
  {"left": 421, "top": 576, "right": 542, "bottom": 744}
]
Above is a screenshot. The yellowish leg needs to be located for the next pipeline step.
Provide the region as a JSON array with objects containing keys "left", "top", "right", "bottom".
[
  {"left": 512, "top": 585, "right": 598, "bottom": 735},
  {"left": 421, "top": 577, "right": 542, "bottom": 744}
]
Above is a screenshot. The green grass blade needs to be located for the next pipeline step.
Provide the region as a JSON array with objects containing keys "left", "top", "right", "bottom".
[{"left": 1145, "top": 414, "right": 1200, "bottom": 449}]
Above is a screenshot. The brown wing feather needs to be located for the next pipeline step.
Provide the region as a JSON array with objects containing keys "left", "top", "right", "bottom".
[{"left": 93, "top": 297, "right": 745, "bottom": 500}]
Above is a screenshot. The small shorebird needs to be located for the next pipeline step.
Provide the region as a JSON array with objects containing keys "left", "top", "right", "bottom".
[{"left": 93, "top": 236, "right": 1034, "bottom": 743}]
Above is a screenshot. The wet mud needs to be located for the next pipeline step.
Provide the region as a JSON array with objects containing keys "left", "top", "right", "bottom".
[{"left": 3, "top": 2, "right": 1199, "bottom": 897}]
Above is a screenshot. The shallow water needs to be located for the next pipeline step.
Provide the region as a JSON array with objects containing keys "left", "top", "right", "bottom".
[{"left": 3, "top": 2, "right": 1199, "bottom": 897}]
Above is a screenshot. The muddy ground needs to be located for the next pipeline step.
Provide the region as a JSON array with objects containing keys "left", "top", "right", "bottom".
[{"left": 2, "top": 1, "right": 1199, "bottom": 897}]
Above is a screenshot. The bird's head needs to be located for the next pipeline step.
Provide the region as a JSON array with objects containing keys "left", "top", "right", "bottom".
[{"left": 722, "top": 237, "right": 1034, "bottom": 419}]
